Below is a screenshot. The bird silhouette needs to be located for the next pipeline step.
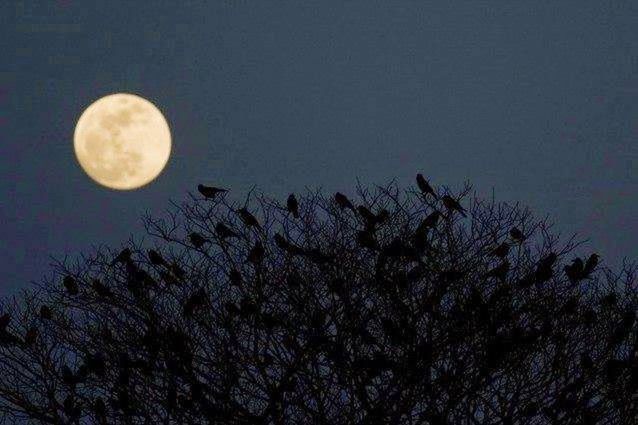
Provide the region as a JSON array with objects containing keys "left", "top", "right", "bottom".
[
  {"left": 247, "top": 241, "right": 265, "bottom": 264},
  {"left": 148, "top": 249, "right": 167, "bottom": 267},
  {"left": 215, "top": 222, "right": 239, "bottom": 239},
  {"left": 23, "top": 326, "right": 38, "bottom": 347},
  {"left": 228, "top": 268, "right": 242, "bottom": 286},
  {"left": 183, "top": 289, "right": 208, "bottom": 317},
  {"left": 564, "top": 258, "right": 584, "bottom": 283},
  {"left": 357, "top": 229, "right": 378, "bottom": 250},
  {"left": 509, "top": 227, "right": 525, "bottom": 242},
  {"left": 0, "top": 314, "right": 10, "bottom": 332},
  {"left": 63, "top": 276, "right": 79, "bottom": 295},
  {"left": 287, "top": 194, "right": 299, "bottom": 218},
  {"left": 416, "top": 174, "right": 437, "bottom": 198},
  {"left": 274, "top": 233, "right": 304, "bottom": 256},
  {"left": 111, "top": 248, "right": 132, "bottom": 266},
  {"left": 92, "top": 279, "right": 113, "bottom": 298},
  {"left": 490, "top": 242, "right": 510, "bottom": 258},
  {"left": 237, "top": 207, "right": 260, "bottom": 228},
  {"left": 583, "top": 253, "right": 599, "bottom": 277},
  {"left": 535, "top": 253, "right": 557, "bottom": 283},
  {"left": 198, "top": 184, "right": 227, "bottom": 199},
  {"left": 441, "top": 195, "right": 466, "bottom": 217},
  {"left": 188, "top": 232, "right": 209, "bottom": 249},
  {"left": 39, "top": 305, "right": 52, "bottom": 320},
  {"left": 484, "top": 261, "right": 510, "bottom": 280},
  {"left": 334, "top": 192, "right": 355, "bottom": 211}
]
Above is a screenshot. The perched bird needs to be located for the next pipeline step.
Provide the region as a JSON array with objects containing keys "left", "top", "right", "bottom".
[
  {"left": 564, "top": 258, "right": 584, "bottom": 283},
  {"left": 111, "top": 248, "right": 132, "bottom": 266},
  {"left": 484, "top": 261, "right": 510, "bottom": 280},
  {"left": 23, "top": 326, "right": 38, "bottom": 346},
  {"left": 274, "top": 233, "right": 304, "bottom": 256},
  {"left": 92, "top": 279, "right": 113, "bottom": 298},
  {"left": 416, "top": 174, "right": 437, "bottom": 198},
  {"left": 535, "top": 252, "right": 557, "bottom": 283},
  {"left": 63, "top": 276, "right": 79, "bottom": 296},
  {"left": 188, "top": 232, "right": 209, "bottom": 249},
  {"left": 441, "top": 195, "right": 466, "bottom": 217},
  {"left": 237, "top": 207, "right": 260, "bottom": 228},
  {"left": 215, "top": 222, "right": 239, "bottom": 239},
  {"left": 583, "top": 253, "right": 599, "bottom": 277},
  {"left": 183, "top": 289, "right": 208, "bottom": 317},
  {"left": 287, "top": 194, "right": 299, "bottom": 218},
  {"left": 39, "top": 305, "right": 52, "bottom": 320},
  {"left": 247, "top": 241, "right": 265, "bottom": 264},
  {"left": 0, "top": 313, "right": 10, "bottom": 331},
  {"left": 228, "top": 268, "right": 242, "bottom": 286},
  {"left": 334, "top": 192, "right": 355, "bottom": 211},
  {"left": 148, "top": 249, "right": 167, "bottom": 267},
  {"left": 197, "top": 184, "right": 227, "bottom": 199},
  {"left": 357, "top": 229, "right": 378, "bottom": 250},
  {"left": 417, "top": 211, "right": 441, "bottom": 233},
  {"left": 490, "top": 241, "right": 510, "bottom": 258},
  {"left": 509, "top": 227, "right": 525, "bottom": 242}
]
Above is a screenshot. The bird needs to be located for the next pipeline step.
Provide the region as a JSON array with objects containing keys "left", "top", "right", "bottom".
[
  {"left": 417, "top": 211, "right": 441, "bottom": 233},
  {"left": 509, "top": 227, "right": 525, "bottom": 242},
  {"left": 441, "top": 195, "right": 466, "bottom": 217},
  {"left": 357, "top": 229, "right": 378, "bottom": 250},
  {"left": 273, "top": 233, "right": 304, "bottom": 256},
  {"left": 215, "top": 222, "right": 239, "bottom": 239},
  {"left": 286, "top": 194, "right": 299, "bottom": 218},
  {"left": 490, "top": 241, "right": 510, "bottom": 258},
  {"left": 237, "top": 207, "right": 260, "bottom": 228},
  {"left": 23, "top": 326, "right": 38, "bottom": 347},
  {"left": 535, "top": 252, "right": 557, "bottom": 283},
  {"left": 0, "top": 313, "right": 10, "bottom": 331},
  {"left": 197, "top": 184, "right": 227, "bottom": 199},
  {"left": 484, "top": 261, "right": 510, "bottom": 280},
  {"left": 564, "top": 258, "right": 584, "bottom": 283},
  {"left": 416, "top": 174, "right": 437, "bottom": 198},
  {"left": 183, "top": 289, "right": 208, "bottom": 317},
  {"left": 62, "top": 276, "right": 79, "bottom": 295},
  {"left": 583, "top": 253, "right": 599, "bottom": 277},
  {"left": 188, "top": 232, "right": 209, "bottom": 249},
  {"left": 247, "top": 241, "right": 265, "bottom": 264},
  {"left": 111, "top": 248, "right": 132, "bottom": 266},
  {"left": 228, "top": 268, "right": 242, "bottom": 286},
  {"left": 334, "top": 192, "right": 355, "bottom": 211},
  {"left": 148, "top": 249, "right": 167, "bottom": 267},
  {"left": 39, "top": 305, "right": 52, "bottom": 320},
  {"left": 92, "top": 279, "right": 113, "bottom": 298}
]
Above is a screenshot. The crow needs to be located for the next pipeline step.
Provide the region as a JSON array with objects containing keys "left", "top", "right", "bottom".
[
  {"left": 274, "top": 233, "right": 304, "bottom": 256},
  {"left": 63, "top": 276, "right": 79, "bottom": 295},
  {"left": 247, "top": 241, "right": 265, "bottom": 264},
  {"left": 183, "top": 289, "right": 208, "bottom": 317},
  {"left": 197, "top": 184, "right": 227, "bottom": 199},
  {"left": 111, "top": 248, "right": 132, "bottom": 265},
  {"left": 334, "top": 192, "right": 355, "bottom": 211},
  {"left": 583, "top": 253, "right": 599, "bottom": 277},
  {"left": 148, "top": 249, "right": 167, "bottom": 267},
  {"left": 441, "top": 195, "right": 466, "bottom": 217},
  {"left": 484, "top": 261, "right": 510, "bottom": 281},
  {"left": 237, "top": 207, "right": 260, "bottom": 228},
  {"left": 188, "top": 232, "right": 209, "bottom": 249},
  {"left": 509, "top": 227, "right": 525, "bottom": 242},
  {"left": 417, "top": 211, "right": 441, "bottom": 233},
  {"left": 416, "top": 174, "right": 437, "bottom": 198},
  {"left": 229, "top": 268, "right": 242, "bottom": 286},
  {"left": 215, "top": 222, "right": 239, "bottom": 239},
  {"left": 287, "top": 194, "right": 299, "bottom": 218},
  {"left": 490, "top": 241, "right": 510, "bottom": 258},
  {"left": 23, "top": 327, "right": 38, "bottom": 347},
  {"left": 535, "top": 252, "right": 557, "bottom": 283},
  {"left": 39, "top": 305, "right": 52, "bottom": 320},
  {"left": 0, "top": 314, "right": 10, "bottom": 331},
  {"left": 92, "top": 279, "right": 113, "bottom": 298},
  {"left": 357, "top": 229, "right": 378, "bottom": 250},
  {"left": 564, "top": 258, "right": 584, "bottom": 283}
]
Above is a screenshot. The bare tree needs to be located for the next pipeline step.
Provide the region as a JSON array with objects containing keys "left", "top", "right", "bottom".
[{"left": 0, "top": 177, "right": 636, "bottom": 424}]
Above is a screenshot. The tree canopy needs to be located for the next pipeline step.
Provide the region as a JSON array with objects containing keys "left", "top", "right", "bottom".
[{"left": 0, "top": 177, "right": 636, "bottom": 424}]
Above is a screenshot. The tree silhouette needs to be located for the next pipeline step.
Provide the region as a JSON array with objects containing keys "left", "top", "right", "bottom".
[{"left": 0, "top": 177, "right": 636, "bottom": 424}]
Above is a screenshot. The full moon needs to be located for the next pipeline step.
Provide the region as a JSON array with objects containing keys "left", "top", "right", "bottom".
[{"left": 73, "top": 93, "right": 171, "bottom": 190}]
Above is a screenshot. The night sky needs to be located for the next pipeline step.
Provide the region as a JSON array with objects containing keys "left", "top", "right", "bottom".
[{"left": 1, "top": 2, "right": 636, "bottom": 295}]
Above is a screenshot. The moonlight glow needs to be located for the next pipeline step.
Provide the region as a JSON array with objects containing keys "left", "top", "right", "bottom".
[{"left": 73, "top": 93, "right": 171, "bottom": 190}]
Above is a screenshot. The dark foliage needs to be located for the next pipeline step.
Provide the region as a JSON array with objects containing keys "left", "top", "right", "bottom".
[{"left": 0, "top": 177, "right": 636, "bottom": 424}]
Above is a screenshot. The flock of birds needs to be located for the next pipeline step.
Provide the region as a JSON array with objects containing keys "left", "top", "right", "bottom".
[{"left": 0, "top": 173, "right": 620, "bottom": 423}]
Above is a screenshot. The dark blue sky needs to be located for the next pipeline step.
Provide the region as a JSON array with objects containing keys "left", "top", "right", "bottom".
[{"left": 1, "top": 1, "right": 636, "bottom": 294}]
